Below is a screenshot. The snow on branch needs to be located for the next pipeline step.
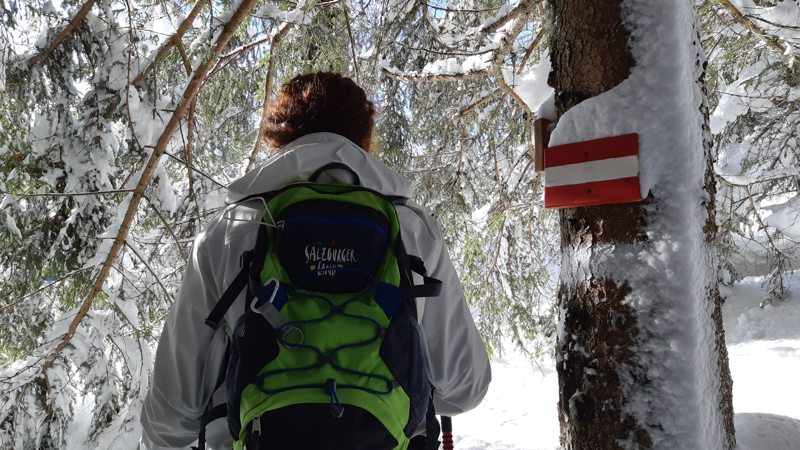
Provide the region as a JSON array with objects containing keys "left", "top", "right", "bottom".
[
  {"left": 718, "top": 0, "right": 797, "bottom": 58},
  {"left": 380, "top": 0, "right": 539, "bottom": 83},
  {"left": 26, "top": 0, "right": 97, "bottom": 67},
  {"left": 131, "top": 0, "right": 209, "bottom": 86},
  {"left": 39, "top": 0, "right": 261, "bottom": 417},
  {"left": 480, "top": 0, "right": 539, "bottom": 35}
]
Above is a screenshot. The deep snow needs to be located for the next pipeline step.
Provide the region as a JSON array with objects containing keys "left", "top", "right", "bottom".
[{"left": 452, "top": 272, "right": 800, "bottom": 449}]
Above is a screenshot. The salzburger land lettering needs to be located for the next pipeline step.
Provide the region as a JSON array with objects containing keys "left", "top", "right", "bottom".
[{"left": 304, "top": 244, "right": 357, "bottom": 265}]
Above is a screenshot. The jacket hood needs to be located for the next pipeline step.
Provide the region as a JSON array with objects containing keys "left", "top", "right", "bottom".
[{"left": 226, "top": 133, "right": 412, "bottom": 203}]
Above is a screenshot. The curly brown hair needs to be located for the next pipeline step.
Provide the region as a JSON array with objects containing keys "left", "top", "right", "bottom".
[{"left": 262, "top": 72, "right": 376, "bottom": 152}]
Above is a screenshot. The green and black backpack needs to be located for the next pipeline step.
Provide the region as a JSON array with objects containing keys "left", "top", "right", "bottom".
[{"left": 199, "top": 164, "right": 443, "bottom": 450}]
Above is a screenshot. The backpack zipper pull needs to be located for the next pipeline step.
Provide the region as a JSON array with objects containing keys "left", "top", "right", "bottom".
[{"left": 325, "top": 379, "right": 344, "bottom": 419}]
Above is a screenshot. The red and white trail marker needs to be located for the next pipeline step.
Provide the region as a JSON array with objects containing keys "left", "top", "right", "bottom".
[{"left": 543, "top": 133, "right": 643, "bottom": 209}]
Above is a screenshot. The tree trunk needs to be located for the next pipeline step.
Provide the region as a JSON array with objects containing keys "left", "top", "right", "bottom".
[{"left": 548, "top": 1, "right": 735, "bottom": 448}]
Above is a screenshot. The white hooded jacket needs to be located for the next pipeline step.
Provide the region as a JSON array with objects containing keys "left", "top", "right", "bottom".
[{"left": 141, "top": 133, "right": 491, "bottom": 449}]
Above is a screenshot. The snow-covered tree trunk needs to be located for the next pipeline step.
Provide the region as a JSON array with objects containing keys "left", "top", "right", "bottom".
[{"left": 549, "top": 0, "right": 735, "bottom": 448}]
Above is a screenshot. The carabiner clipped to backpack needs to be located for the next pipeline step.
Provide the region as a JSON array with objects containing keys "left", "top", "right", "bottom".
[{"left": 249, "top": 278, "right": 303, "bottom": 345}]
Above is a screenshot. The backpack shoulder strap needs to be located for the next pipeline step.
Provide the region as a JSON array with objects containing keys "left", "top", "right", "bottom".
[
  {"left": 406, "top": 254, "right": 443, "bottom": 298},
  {"left": 205, "top": 251, "right": 253, "bottom": 330},
  {"left": 205, "top": 204, "right": 272, "bottom": 328},
  {"left": 394, "top": 236, "right": 443, "bottom": 301}
]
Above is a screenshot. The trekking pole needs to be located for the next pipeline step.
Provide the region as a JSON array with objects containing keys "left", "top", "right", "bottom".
[{"left": 441, "top": 415, "right": 453, "bottom": 450}]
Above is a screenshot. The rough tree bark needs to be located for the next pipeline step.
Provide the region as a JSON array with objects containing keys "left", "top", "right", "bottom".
[{"left": 548, "top": 0, "right": 735, "bottom": 448}]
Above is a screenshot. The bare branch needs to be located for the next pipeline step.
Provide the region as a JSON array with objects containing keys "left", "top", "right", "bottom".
[
  {"left": 247, "top": 23, "right": 294, "bottom": 171},
  {"left": 176, "top": 39, "right": 193, "bottom": 76},
  {"left": 40, "top": 0, "right": 260, "bottom": 416},
  {"left": 27, "top": 0, "right": 97, "bottom": 67}
]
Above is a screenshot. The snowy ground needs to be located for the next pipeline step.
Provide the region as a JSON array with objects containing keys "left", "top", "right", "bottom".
[
  {"left": 62, "top": 274, "right": 800, "bottom": 449},
  {"left": 455, "top": 273, "right": 800, "bottom": 449}
]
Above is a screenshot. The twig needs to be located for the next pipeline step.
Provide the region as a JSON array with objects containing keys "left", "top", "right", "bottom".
[
  {"left": 209, "top": 35, "right": 272, "bottom": 78},
  {"left": 40, "top": 0, "right": 260, "bottom": 417},
  {"left": 123, "top": 241, "right": 173, "bottom": 300},
  {"left": 397, "top": 43, "right": 494, "bottom": 57},
  {"left": 27, "top": 0, "right": 98, "bottom": 67},
  {"left": 163, "top": 151, "right": 227, "bottom": 190},
  {"left": 145, "top": 196, "right": 189, "bottom": 262},
  {"left": 496, "top": 71, "right": 531, "bottom": 115}
]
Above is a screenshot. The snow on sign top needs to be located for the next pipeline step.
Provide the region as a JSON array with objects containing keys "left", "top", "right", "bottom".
[{"left": 543, "top": 133, "right": 642, "bottom": 208}]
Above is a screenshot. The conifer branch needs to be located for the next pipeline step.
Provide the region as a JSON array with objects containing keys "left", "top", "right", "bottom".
[
  {"left": 26, "top": 0, "right": 97, "bottom": 67},
  {"left": 40, "top": 0, "right": 260, "bottom": 417},
  {"left": 459, "top": 88, "right": 502, "bottom": 117},
  {"left": 480, "top": 0, "right": 540, "bottom": 35},
  {"left": 248, "top": 23, "right": 294, "bottom": 171},
  {"left": 383, "top": 5, "right": 533, "bottom": 84},
  {"left": 131, "top": 0, "right": 208, "bottom": 86},
  {"left": 717, "top": 0, "right": 791, "bottom": 56},
  {"left": 382, "top": 68, "right": 492, "bottom": 83},
  {"left": 1, "top": 266, "right": 99, "bottom": 313},
  {"left": 124, "top": 241, "right": 173, "bottom": 300}
]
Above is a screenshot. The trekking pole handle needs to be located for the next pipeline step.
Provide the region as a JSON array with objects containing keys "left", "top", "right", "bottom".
[{"left": 441, "top": 416, "right": 453, "bottom": 450}]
